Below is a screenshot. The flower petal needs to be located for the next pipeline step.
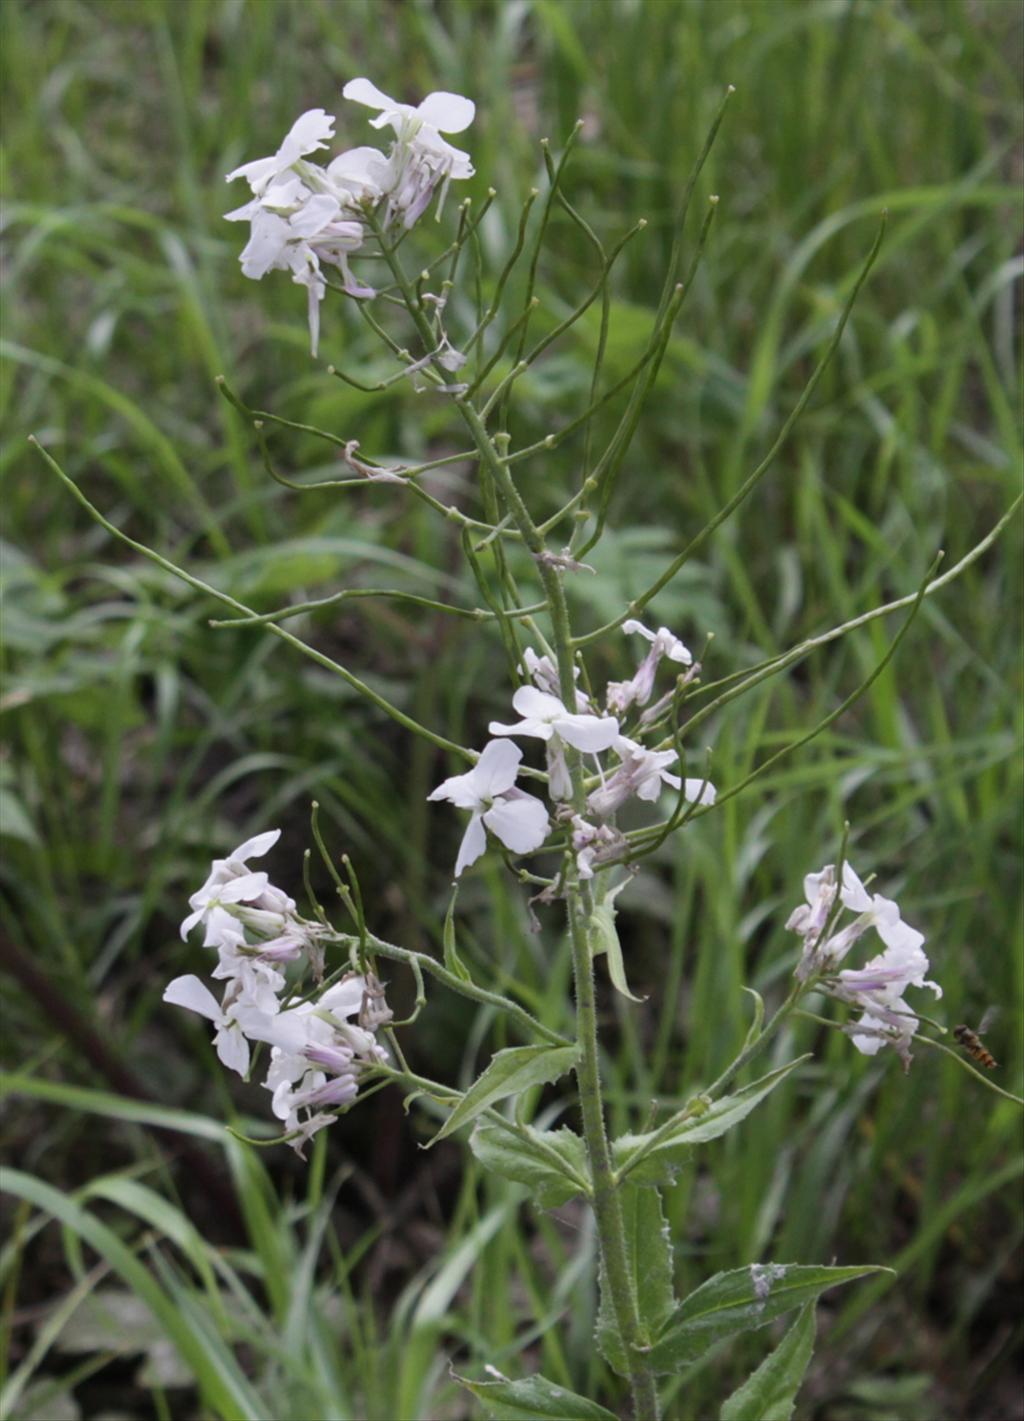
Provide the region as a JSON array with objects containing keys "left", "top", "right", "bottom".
[
  {"left": 488, "top": 717, "right": 550, "bottom": 741},
  {"left": 454, "top": 812, "right": 488, "bottom": 877},
  {"left": 180, "top": 908, "right": 204, "bottom": 942},
  {"left": 839, "top": 864, "right": 872, "bottom": 913},
  {"left": 511, "top": 686, "right": 563, "bottom": 720},
  {"left": 281, "top": 108, "right": 336, "bottom": 159},
  {"left": 417, "top": 90, "right": 475, "bottom": 133},
  {"left": 214, "top": 1023, "right": 250, "bottom": 1077},
  {"left": 319, "top": 976, "right": 366, "bottom": 1019},
  {"left": 472, "top": 738, "right": 522, "bottom": 797},
  {"left": 684, "top": 778, "right": 717, "bottom": 806},
  {"left": 164, "top": 975, "right": 221, "bottom": 1022},
  {"left": 554, "top": 713, "right": 620, "bottom": 752},
  {"left": 427, "top": 766, "right": 480, "bottom": 809},
  {"left": 343, "top": 77, "right": 397, "bottom": 112},
  {"left": 217, "top": 872, "right": 270, "bottom": 904},
  {"left": 483, "top": 795, "right": 550, "bottom": 855}
]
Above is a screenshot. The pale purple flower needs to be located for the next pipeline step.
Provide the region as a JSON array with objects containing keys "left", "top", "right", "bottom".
[
  {"left": 428, "top": 739, "right": 550, "bottom": 876},
  {"left": 262, "top": 976, "right": 388, "bottom": 1146},
  {"left": 571, "top": 816, "right": 624, "bottom": 880},
  {"left": 787, "top": 858, "right": 940, "bottom": 1066},
  {"left": 588, "top": 736, "right": 716, "bottom": 819},
  {"left": 606, "top": 619, "right": 693, "bottom": 715}
]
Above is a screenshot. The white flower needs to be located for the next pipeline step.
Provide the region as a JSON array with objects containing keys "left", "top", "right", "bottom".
[
  {"left": 342, "top": 77, "right": 475, "bottom": 228},
  {"left": 607, "top": 619, "right": 693, "bottom": 715},
  {"left": 229, "top": 192, "right": 371, "bottom": 356},
  {"left": 180, "top": 830, "right": 283, "bottom": 942},
  {"left": 427, "top": 739, "right": 550, "bottom": 877},
  {"left": 489, "top": 687, "right": 619, "bottom": 753},
  {"left": 342, "top": 78, "right": 474, "bottom": 144},
  {"left": 163, "top": 973, "right": 282, "bottom": 1078},
  {"left": 226, "top": 109, "right": 337, "bottom": 195},
  {"left": 588, "top": 736, "right": 716, "bottom": 819}
]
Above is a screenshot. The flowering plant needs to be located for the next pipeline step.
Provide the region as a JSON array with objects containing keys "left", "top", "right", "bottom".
[{"left": 35, "top": 74, "right": 1021, "bottom": 1421}]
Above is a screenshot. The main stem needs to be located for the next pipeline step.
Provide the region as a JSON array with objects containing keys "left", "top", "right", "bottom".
[
  {"left": 370, "top": 229, "right": 661, "bottom": 1418},
  {"left": 464, "top": 409, "right": 662, "bottom": 1421}
]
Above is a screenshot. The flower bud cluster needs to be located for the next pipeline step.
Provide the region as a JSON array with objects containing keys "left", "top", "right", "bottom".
[
  {"left": 786, "top": 861, "right": 941, "bottom": 1067},
  {"left": 224, "top": 79, "right": 475, "bottom": 355},
  {"left": 164, "top": 830, "right": 389, "bottom": 1150},
  {"left": 428, "top": 619, "right": 717, "bottom": 879}
]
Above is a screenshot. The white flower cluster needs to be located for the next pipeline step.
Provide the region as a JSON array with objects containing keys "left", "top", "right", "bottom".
[
  {"left": 224, "top": 79, "right": 474, "bottom": 356},
  {"left": 164, "top": 830, "right": 389, "bottom": 1150},
  {"left": 428, "top": 619, "right": 716, "bottom": 879},
  {"left": 787, "top": 861, "right": 941, "bottom": 1067}
]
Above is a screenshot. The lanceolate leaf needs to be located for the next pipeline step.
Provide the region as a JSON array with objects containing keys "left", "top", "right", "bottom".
[
  {"left": 720, "top": 1303, "right": 817, "bottom": 1421},
  {"left": 647, "top": 1263, "right": 889, "bottom": 1374},
  {"left": 591, "top": 880, "right": 644, "bottom": 1002},
  {"left": 454, "top": 1370, "right": 618, "bottom": 1420},
  {"left": 597, "top": 1184, "right": 676, "bottom": 1375},
  {"left": 613, "top": 1058, "right": 808, "bottom": 1185},
  {"left": 428, "top": 1045, "right": 579, "bottom": 1144},
  {"left": 469, "top": 1121, "right": 589, "bottom": 1206}
]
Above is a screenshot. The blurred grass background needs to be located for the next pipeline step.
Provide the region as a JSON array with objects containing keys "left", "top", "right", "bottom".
[{"left": 1, "top": 0, "right": 1021, "bottom": 1418}]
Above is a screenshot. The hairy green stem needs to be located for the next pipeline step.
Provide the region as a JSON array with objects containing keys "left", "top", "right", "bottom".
[{"left": 374, "top": 221, "right": 662, "bottom": 1419}]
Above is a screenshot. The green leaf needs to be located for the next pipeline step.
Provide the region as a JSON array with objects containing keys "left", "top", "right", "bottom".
[
  {"left": 443, "top": 882, "right": 472, "bottom": 982},
  {"left": 720, "top": 1303, "right": 817, "bottom": 1421},
  {"left": 591, "top": 879, "right": 643, "bottom": 1002},
  {"left": 428, "top": 1045, "right": 579, "bottom": 1144},
  {"left": 469, "top": 1121, "right": 589, "bottom": 1206},
  {"left": 613, "top": 1059, "right": 807, "bottom": 1185},
  {"left": 647, "top": 1263, "right": 890, "bottom": 1374},
  {"left": 597, "top": 1183, "right": 676, "bottom": 1376},
  {"left": 455, "top": 1370, "right": 618, "bottom": 1420}
]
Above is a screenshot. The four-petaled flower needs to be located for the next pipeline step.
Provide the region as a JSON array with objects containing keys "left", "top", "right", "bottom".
[
  {"left": 588, "top": 735, "right": 716, "bottom": 819},
  {"left": 427, "top": 739, "right": 550, "bottom": 877}
]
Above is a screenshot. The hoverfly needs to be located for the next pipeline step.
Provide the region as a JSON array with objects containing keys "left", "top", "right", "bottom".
[{"left": 953, "top": 1008, "right": 999, "bottom": 1070}]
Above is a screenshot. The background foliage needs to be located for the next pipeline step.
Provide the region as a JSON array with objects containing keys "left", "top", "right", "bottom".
[{"left": 1, "top": 1, "right": 1021, "bottom": 1418}]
